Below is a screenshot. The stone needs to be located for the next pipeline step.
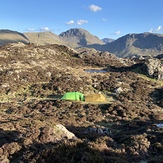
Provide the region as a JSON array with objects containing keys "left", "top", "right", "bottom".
[{"left": 143, "top": 58, "right": 163, "bottom": 80}]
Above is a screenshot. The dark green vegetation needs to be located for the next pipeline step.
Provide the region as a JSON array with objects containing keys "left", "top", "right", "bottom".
[{"left": 0, "top": 43, "right": 163, "bottom": 162}]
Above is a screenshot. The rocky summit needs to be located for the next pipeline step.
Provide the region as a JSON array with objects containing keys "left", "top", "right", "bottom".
[{"left": 0, "top": 43, "right": 163, "bottom": 163}]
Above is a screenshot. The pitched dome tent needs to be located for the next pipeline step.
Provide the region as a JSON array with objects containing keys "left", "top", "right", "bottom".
[
  {"left": 61, "top": 92, "right": 84, "bottom": 101},
  {"left": 85, "top": 93, "right": 107, "bottom": 102}
]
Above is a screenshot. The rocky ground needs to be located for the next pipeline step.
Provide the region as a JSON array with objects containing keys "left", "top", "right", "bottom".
[{"left": 0, "top": 43, "right": 163, "bottom": 163}]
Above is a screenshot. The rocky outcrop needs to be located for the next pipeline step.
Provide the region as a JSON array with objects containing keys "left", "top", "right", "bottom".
[
  {"left": 143, "top": 58, "right": 163, "bottom": 80},
  {"left": 39, "top": 124, "right": 76, "bottom": 144}
]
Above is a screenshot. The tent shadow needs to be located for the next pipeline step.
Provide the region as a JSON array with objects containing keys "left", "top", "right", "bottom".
[{"left": 47, "top": 94, "right": 63, "bottom": 99}]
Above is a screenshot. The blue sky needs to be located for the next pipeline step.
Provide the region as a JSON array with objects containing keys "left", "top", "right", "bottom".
[{"left": 0, "top": 0, "right": 163, "bottom": 39}]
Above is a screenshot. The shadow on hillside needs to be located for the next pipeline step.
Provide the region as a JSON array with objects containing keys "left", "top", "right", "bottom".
[
  {"left": 10, "top": 140, "right": 129, "bottom": 163},
  {"left": 150, "top": 87, "right": 163, "bottom": 107},
  {"left": 107, "top": 63, "right": 145, "bottom": 74},
  {"left": 85, "top": 44, "right": 103, "bottom": 51},
  {"left": 0, "top": 39, "right": 29, "bottom": 45},
  {"left": 47, "top": 94, "right": 63, "bottom": 99},
  {"left": 66, "top": 118, "right": 163, "bottom": 161},
  {"left": 0, "top": 128, "right": 21, "bottom": 146},
  {"left": 6, "top": 117, "right": 163, "bottom": 162},
  {"left": 66, "top": 118, "right": 163, "bottom": 140}
]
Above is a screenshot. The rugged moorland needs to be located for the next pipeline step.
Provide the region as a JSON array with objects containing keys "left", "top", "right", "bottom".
[{"left": 0, "top": 43, "right": 163, "bottom": 163}]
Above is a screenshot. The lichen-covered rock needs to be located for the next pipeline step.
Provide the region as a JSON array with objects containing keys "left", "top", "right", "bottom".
[
  {"left": 53, "top": 124, "right": 76, "bottom": 140},
  {"left": 39, "top": 124, "right": 76, "bottom": 144},
  {"left": 143, "top": 58, "right": 163, "bottom": 80}
]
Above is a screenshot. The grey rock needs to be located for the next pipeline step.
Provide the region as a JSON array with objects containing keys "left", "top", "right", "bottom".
[{"left": 143, "top": 58, "right": 163, "bottom": 80}]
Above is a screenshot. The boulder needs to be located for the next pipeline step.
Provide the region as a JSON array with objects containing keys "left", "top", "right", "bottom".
[
  {"left": 53, "top": 124, "right": 76, "bottom": 140},
  {"left": 39, "top": 124, "right": 76, "bottom": 143},
  {"left": 143, "top": 58, "right": 163, "bottom": 80}
]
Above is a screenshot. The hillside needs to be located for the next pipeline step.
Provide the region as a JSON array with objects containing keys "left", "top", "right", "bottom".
[
  {"left": 101, "top": 32, "right": 163, "bottom": 58},
  {"left": 24, "top": 31, "right": 66, "bottom": 45},
  {"left": 59, "top": 28, "right": 104, "bottom": 48},
  {"left": 0, "top": 29, "right": 29, "bottom": 45},
  {"left": 0, "top": 43, "right": 163, "bottom": 162}
]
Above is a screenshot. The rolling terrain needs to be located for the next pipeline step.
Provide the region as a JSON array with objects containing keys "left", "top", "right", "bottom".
[{"left": 0, "top": 42, "right": 163, "bottom": 162}]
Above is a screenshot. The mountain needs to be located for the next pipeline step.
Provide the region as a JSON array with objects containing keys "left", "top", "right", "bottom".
[
  {"left": 101, "top": 38, "right": 115, "bottom": 44},
  {"left": 0, "top": 29, "right": 29, "bottom": 46},
  {"left": 100, "top": 32, "right": 163, "bottom": 58},
  {"left": 1, "top": 29, "right": 163, "bottom": 58},
  {"left": 59, "top": 28, "right": 104, "bottom": 48},
  {"left": 24, "top": 31, "right": 66, "bottom": 45}
]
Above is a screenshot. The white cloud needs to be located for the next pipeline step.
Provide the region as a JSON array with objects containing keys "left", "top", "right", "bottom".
[
  {"left": 65, "top": 19, "right": 88, "bottom": 26},
  {"left": 149, "top": 29, "right": 154, "bottom": 33},
  {"left": 66, "top": 20, "right": 75, "bottom": 25},
  {"left": 149, "top": 25, "right": 162, "bottom": 33},
  {"left": 89, "top": 4, "right": 102, "bottom": 12},
  {"left": 40, "top": 27, "right": 50, "bottom": 31},
  {"left": 156, "top": 25, "right": 162, "bottom": 31},
  {"left": 114, "top": 30, "right": 121, "bottom": 35},
  {"left": 77, "top": 19, "right": 88, "bottom": 25}
]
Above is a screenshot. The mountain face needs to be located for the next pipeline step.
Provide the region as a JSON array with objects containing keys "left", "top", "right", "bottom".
[
  {"left": 101, "top": 38, "right": 115, "bottom": 44},
  {"left": 0, "top": 29, "right": 29, "bottom": 46},
  {"left": 59, "top": 28, "right": 104, "bottom": 48},
  {"left": 101, "top": 32, "right": 163, "bottom": 58},
  {"left": 24, "top": 32, "right": 66, "bottom": 45}
]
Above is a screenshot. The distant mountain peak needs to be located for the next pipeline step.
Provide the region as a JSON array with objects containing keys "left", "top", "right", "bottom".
[
  {"left": 59, "top": 28, "right": 104, "bottom": 48},
  {"left": 59, "top": 28, "right": 87, "bottom": 37},
  {"left": 101, "top": 38, "right": 115, "bottom": 44}
]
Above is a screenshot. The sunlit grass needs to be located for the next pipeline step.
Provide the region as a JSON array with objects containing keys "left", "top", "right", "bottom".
[{"left": 138, "top": 74, "right": 163, "bottom": 87}]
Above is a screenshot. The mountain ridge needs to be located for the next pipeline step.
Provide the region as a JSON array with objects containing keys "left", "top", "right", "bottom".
[
  {"left": 99, "top": 32, "right": 163, "bottom": 58},
  {"left": 24, "top": 31, "right": 67, "bottom": 45},
  {"left": 0, "top": 29, "right": 29, "bottom": 46},
  {"left": 1, "top": 28, "right": 163, "bottom": 58}
]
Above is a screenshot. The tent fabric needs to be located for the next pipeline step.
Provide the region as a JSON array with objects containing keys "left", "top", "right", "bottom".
[
  {"left": 85, "top": 93, "right": 107, "bottom": 102},
  {"left": 61, "top": 92, "right": 84, "bottom": 101}
]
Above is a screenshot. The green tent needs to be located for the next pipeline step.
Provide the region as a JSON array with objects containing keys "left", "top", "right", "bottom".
[{"left": 61, "top": 92, "right": 84, "bottom": 101}]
